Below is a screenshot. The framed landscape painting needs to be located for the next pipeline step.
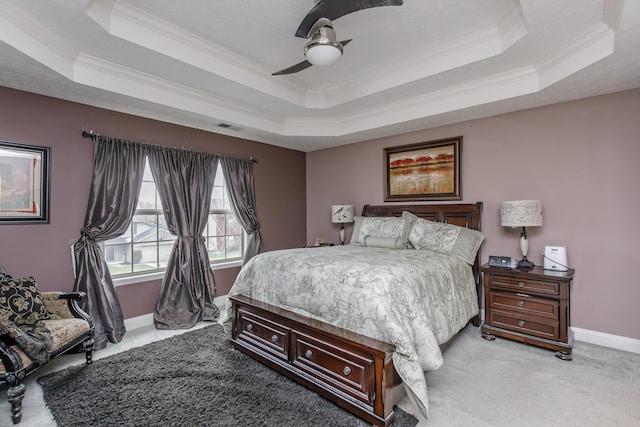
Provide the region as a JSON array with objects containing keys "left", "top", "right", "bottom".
[
  {"left": 384, "top": 136, "right": 462, "bottom": 201},
  {"left": 0, "top": 140, "right": 51, "bottom": 223}
]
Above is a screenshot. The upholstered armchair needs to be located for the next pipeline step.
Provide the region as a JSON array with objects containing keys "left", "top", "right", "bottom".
[{"left": 0, "top": 288, "right": 95, "bottom": 424}]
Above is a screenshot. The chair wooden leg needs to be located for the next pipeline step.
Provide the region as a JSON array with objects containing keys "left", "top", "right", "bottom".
[
  {"left": 7, "top": 382, "right": 25, "bottom": 424},
  {"left": 82, "top": 337, "right": 95, "bottom": 365}
]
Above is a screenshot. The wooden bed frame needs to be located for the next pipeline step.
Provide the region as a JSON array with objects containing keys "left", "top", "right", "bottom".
[{"left": 230, "top": 202, "right": 483, "bottom": 426}]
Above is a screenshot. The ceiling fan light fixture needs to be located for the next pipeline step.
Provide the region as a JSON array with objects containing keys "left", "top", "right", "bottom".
[
  {"left": 305, "top": 44, "right": 342, "bottom": 66},
  {"left": 304, "top": 25, "right": 343, "bottom": 66}
]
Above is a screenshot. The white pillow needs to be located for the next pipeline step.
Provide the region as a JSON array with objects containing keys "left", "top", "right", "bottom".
[
  {"left": 350, "top": 216, "right": 365, "bottom": 245},
  {"left": 405, "top": 214, "right": 485, "bottom": 264},
  {"left": 349, "top": 216, "right": 411, "bottom": 247},
  {"left": 401, "top": 211, "right": 420, "bottom": 248}
]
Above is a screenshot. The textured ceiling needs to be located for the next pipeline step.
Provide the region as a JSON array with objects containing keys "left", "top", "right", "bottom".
[{"left": 0, "top": 0, "right": 638, "bottom": 152}]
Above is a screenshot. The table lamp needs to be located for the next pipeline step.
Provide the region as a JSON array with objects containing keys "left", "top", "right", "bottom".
[
  {"left": 500, "top": 200, "right": 543, "bottom": 269},
  {"left": 331, "top": 205, "right": 354, "bottom": 245}
]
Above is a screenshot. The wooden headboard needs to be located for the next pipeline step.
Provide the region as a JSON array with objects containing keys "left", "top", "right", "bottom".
[
  {"left": 362, "top": 203, "right": 482, "bottom": 230},
  {"left": 362, "top": 202, "right": 484, "bottom": 326}
]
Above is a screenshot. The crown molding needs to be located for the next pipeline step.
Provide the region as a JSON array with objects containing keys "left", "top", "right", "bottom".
[
  {"left": 0, "top": 0, "right": 623, "bottom": 142},
  {"left": 536, "top": 22, "right": 614, "bottom": 89},
  {"left": 85, "top": 0, "right": 307, "bottom": 105},
  {"left": 0, "top": 0, "right": 77, "bottom": 77},
  {"left": 74, "top": 53, "right": 284, "bottom": 133}
]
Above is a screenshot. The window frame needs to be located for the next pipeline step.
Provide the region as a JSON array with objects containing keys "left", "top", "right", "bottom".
[{"left": 104, "top": 162, "right": 245, "bottom": 287}]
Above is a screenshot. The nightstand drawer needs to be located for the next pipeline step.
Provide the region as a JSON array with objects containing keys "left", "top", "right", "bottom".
[
  {"left": 489, "top": 310, "right": 559, "bottom": 340},
  {"left": 489, "top": 291, "right": 559, "bottom": 320},
  {"left": 291, "top": 330, "right": 374, "bottom": 407},
  {"left": 236, "top": 308, "right": 289, "bottom": 360},
  {"left": 489, "top": 276, "right": 560, "bottom": 296}
]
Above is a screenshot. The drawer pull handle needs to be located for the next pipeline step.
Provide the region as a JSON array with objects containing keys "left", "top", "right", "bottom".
[
  {"left": 518, "top": 281, "right": 525, "bottom": 288},
  {"left": 343, "top": 366, "right": 351, "bottom": 376},
  {"left": 519, "top": 320, "right": 525, "bottom": 327},
  {"left": 271, "top": 334, "right": 278, "bottom": 343},
  {"left": 518, "top": 301, "right": 525, "bottom": 307},
  {"left": 305, "top": 350, "right": 312, "bottom": 358},
  {"left": 246, "top": 323, "right": 253, "bottom": 332}
]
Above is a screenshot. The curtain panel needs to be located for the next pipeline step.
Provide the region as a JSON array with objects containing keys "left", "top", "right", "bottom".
[
  {"left": 74, "top": 130, "right": 260, "bottom": 337},
  {"left": 220, "top": 157, "right": 263, "bottom": 264},
  {"left": 73, "top": 136, "right": 146, "bottom": 350},
  {"left": 147, "top": 146, "right": 220, "bottom": 329}
]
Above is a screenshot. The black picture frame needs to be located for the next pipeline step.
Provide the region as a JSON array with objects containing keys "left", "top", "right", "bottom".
[
  {"left": 0, "top": 140, "right": 51, "bottom": 224},
  {"left": 384, "top": 136, "right": 462, "bottom": 201}
]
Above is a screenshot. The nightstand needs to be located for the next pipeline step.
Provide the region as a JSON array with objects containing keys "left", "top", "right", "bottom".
[
  {"left": 481, "top": 264, "right": 575, "bottom": 360},
  {"left": 304, "top": 243, "right": 335, "bottom": 248}
]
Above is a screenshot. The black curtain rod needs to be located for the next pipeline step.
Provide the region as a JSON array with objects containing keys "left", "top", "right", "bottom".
[
  {"left": 81, "top": 130, "right": 257, "bottom": 163},
  {"left": 81, "top": 130, "right": 98, "bottom": 140}
]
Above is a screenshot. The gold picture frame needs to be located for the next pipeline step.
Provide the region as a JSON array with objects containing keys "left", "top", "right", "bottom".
[
  {"left": 384, "top": 136, "right": 462, "bottom": 201},
  {"left": 0, "top": 140, "right": 51, "bottom": 223}
]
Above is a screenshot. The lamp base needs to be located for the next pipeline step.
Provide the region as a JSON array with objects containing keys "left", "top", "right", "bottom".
[{"left": 517, "top": 258, "right": 535, "bottom": 269}]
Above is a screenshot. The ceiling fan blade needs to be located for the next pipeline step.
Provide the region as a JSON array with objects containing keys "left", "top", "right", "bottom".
[
  {"left": 340, "top": 39, "right": 353, "bottom": 46},
  {"left": 272, "top": 59, "right": 313, "bottom": 76},
  {"left": 295, "top": 0, "right": 403, "bottom": 38}
]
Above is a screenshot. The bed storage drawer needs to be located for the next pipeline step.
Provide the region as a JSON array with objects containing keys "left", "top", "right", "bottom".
[
  {"left": 292, "top": 330, "right": 374, "bottom": 406},
  {"left": 235, "top": 307, "right": 289, "bottom": 361},
  {"left": 230, "top": 295, "right": 397, "bottom": 427}
]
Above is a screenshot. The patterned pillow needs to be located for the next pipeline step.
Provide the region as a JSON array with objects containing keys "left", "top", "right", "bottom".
[
  {"left": 404, "top": 213, "right": 485, "bottom": 265},
  {"left": 350, "top": 216, "right": 411, "bottom": 247},
  {"left": 0, "top": 266, "right": 11, "bottom": 281},
  {"left": 0, "top": 275, "right": 51, "bottom": 325}
]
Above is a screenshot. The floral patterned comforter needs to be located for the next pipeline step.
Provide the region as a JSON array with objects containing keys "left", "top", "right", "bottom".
[{"left": 220, "top": 245, "right": 479, "bottom": 418}]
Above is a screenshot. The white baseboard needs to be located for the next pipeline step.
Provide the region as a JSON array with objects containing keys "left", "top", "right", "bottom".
[
  {"left": 571, "top": 326, "right": 640, "bottom": 355},
  {"left": 124, "top": 313, "right": 154, "bottom": 331},
  {"left": 123, "top": 299, "right": 639, "bottom": 355},
  {"left": 124, "top": 295, "right": 229, "bottom": 331}
]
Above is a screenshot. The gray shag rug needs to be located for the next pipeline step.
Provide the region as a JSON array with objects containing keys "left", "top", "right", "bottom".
[{"left": 38, "top": 324, "right": 417, "bottom": 426}]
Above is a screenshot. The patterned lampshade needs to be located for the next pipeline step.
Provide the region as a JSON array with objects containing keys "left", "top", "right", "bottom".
[
  {"left": 331, "top": 205, "right": 354, "bottom": 224},
  {"left": 500, "top": 200, "right": 543, "bottom": 228},
  {"left": 500, "top": 200, "right": 542, "bottom": 269}
]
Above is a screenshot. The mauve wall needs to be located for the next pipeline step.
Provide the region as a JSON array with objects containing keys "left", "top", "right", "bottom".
[
  {"left": 0, "top": 87, "right": 306, "bottom": 319},
  {"left": 307, "top": 89, "right": 640, "bottom": 340}
]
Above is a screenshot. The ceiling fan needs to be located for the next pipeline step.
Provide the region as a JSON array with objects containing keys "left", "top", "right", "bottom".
[{"left": 272, "top": 0, "right": 403, "bottom": 76}]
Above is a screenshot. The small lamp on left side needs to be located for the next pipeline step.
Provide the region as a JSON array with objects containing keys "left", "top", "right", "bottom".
[{"left": 331, "top": 205, "right": 354, "bottom": 245}]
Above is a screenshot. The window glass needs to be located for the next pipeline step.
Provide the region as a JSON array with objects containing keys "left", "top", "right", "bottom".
[{"left": 102, "top": 161, "right": 244, "bottom": 278}]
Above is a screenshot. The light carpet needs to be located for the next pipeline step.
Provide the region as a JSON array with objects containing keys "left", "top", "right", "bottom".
[{"left": 410, "top": 324, "right": 640, "bottom": 426}]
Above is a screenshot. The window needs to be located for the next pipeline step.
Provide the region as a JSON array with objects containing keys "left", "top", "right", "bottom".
[{"left": 102, "top": 160, "right": 244, "bottom": 279}]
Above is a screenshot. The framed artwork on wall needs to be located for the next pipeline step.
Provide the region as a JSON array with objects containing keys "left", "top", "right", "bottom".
[
  {"left": 384, "top": 136, "right": 462, "bottom": 201},
  {"left": 0, "top": 140, "right": 51, "bottom": 224}
]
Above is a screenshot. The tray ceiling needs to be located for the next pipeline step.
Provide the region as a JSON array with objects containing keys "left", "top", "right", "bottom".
[{"left": 0, "top": 0, "right": 638, "bottom": 151}]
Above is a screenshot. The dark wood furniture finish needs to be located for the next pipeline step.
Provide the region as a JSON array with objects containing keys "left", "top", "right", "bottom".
[
  {"left": 230, "top": 295, "right": 397, "bottom": 426},
  {"left": 481, "top": 265, "right": 575, "bottom": 360},
  {"left": 230, "top": 202, "right": 483, "bottom": 425},
  {"left": 0, "top": 292, "right": 94, "bottom": 424}
]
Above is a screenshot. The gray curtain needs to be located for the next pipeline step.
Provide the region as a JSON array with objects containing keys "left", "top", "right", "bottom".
[
  {"left": 73, "top": 136, "right": 146, "bottom": 350},
  {"left": 220, "top": 157, "right": 263, "bottom": 264},
  {"left": 147, "top": 146, "right": 220, "bottom": 329}
]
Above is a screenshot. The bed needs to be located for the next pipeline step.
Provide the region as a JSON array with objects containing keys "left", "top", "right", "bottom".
[{"left": 221, "top": 203, "right": 484, "bottom": 426}]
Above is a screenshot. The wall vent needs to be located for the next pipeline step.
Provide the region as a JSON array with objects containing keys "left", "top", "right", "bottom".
[{"left": 216, "top": 123, "right": 243, "bottom": 131}]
